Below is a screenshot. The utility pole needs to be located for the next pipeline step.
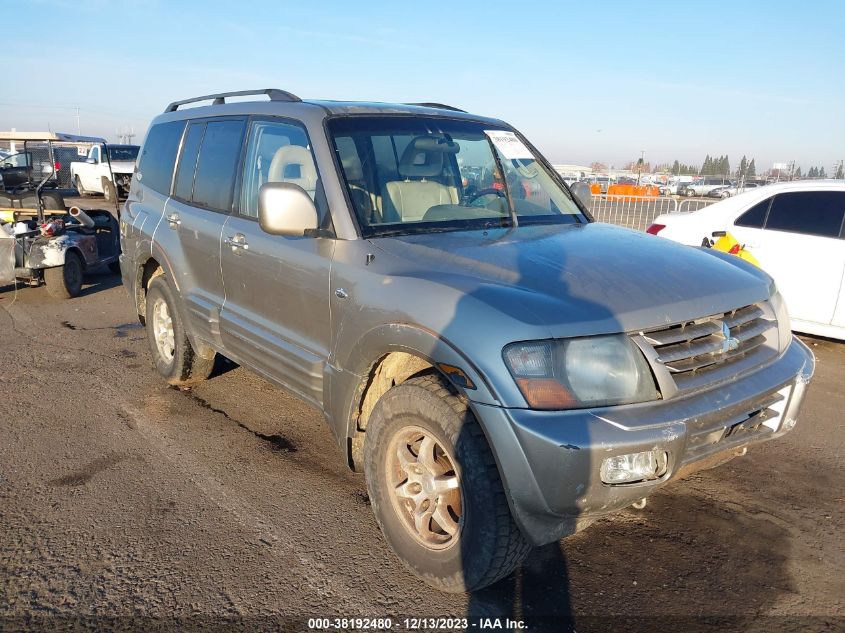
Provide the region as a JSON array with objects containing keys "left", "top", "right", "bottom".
[
  {"left": 117, "top": 126, "right": 136, "bottom": 144},
  {"left": 74, "top": 106, "right": 81, "bottom": 135}
]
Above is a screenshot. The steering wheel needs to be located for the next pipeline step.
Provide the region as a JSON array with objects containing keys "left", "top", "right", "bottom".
[{"left": 467, "top": 188, "right": 506, "bottom": 206}]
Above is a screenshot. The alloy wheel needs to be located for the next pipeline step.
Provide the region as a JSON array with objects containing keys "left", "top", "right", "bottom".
[
  {"left": 386, "top": 426, "right": 462, "bottom": 550},
  {"left": 151, "top": 297, "right": 175, "bottom": 362}
]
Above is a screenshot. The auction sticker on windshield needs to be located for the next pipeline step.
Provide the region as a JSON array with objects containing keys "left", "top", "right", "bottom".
[{"left": 484, "top": 130, "right": 533, "bottom": 160}]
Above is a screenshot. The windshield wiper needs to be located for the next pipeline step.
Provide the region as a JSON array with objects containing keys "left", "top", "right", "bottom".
[{"left": 367, "top": 222, "right": 506, "bottom": 238}]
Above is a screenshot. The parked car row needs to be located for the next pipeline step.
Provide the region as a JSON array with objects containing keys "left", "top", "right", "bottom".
[
  {"left": 679, "top": 177, "right": 733, "bottom": 197},
  {"left": 708, "top": 182, "right": 763, "bottom": 198},
  {"left": 0, "top": 137, "right": 138, "bottom": 199}
]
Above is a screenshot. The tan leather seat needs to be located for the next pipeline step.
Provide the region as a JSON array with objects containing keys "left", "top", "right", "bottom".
[
  {"left": 384, "top": 136, "right": 458, "bottom": 222},
  {"left": 268, "top": 145, "right": 318, "bottom": 198}
]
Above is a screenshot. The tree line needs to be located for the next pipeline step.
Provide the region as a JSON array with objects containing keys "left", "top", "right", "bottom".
[
  {"left": 593, "top": 156, "right": 844, "bottom": 180},
  {"left": 792, "top": 164, "right": 845, "bottom": 179}
]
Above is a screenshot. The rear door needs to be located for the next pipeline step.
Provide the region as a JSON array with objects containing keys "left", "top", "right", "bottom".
[
  {"left": 830, "top": 221, "right": 845, "bottom": 330},
  {"left": 735, "top": 191, "right": 845, "bottom": 326},
  {"left": 219, "top": 117, "right": 333, "bottom": 406},
  {"left": 165, "top": 118, "right": 246, "bottom": 349}
]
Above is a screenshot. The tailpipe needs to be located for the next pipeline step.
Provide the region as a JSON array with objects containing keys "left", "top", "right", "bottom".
[{"left": 69, "top": 206, "right": 95, "bottom": 228}]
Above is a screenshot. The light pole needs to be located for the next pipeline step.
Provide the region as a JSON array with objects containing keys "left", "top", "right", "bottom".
[{"left": 636, "top": 150, "right": 644, "bottom": 186}]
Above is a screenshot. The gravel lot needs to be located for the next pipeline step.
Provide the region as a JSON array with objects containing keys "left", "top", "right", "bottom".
[{"left": 1, "top": 198, "right": 843, "bottom": 632}]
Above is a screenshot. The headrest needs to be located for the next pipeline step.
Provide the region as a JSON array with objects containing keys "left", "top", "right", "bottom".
[
  {"left": 398, "top": 136, "right": 460, "bottom": 178},
  {"left": 268, "top": 145, "right": 318, "bottom": 191}
]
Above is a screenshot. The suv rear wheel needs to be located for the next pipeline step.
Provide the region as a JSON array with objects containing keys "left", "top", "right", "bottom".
[
  {"left": 145, "top": 275, "right": 214, "bottom": 386},
  {"left": 364, "top": 373, "right": 531, "bottom": 592}
]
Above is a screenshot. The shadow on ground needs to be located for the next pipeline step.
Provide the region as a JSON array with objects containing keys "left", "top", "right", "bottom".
[{"left": 468, "top": 488, "right": 792, "bottom": 631}]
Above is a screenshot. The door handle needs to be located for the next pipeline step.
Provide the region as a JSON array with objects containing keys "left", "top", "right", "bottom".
[
  {"left": 224, "top": 233, "right": 249, "bottom": 253},
  {"left": 166, "top": 212, "right": 181, "bottom": 228}
]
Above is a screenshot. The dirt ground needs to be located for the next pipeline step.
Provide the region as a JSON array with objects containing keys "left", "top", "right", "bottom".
[{"left": 0, "top": 198, "right": 843, "bottom": 632}]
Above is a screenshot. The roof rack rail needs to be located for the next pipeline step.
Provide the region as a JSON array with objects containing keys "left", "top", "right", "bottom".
[
  {"left": 164, "top": 89, "right": 302, "bottom": 113},
  {"left": 407, "top": 102, "right": 466, "bottom": 113}
]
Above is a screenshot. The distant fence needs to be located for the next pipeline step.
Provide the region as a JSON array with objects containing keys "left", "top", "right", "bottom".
[{"left": 587, "top": 195, "right": 716, "bottom": 231}]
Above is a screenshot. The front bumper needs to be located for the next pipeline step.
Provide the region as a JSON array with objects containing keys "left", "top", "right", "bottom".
[
  {"left": 474, "top": 337, "right": 814, "bottom": 545},
  {"left": 113, "top": 173, "right": 133, "bottom": 190}
]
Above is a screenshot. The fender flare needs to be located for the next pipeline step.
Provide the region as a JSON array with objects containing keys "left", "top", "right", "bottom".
[{"left": 329, "top": 322, "right": 503, "bottom": 445}]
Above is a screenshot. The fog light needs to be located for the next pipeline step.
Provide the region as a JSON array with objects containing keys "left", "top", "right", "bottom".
[{"left": 600, "top": 450, "right": 668, "bottom": 484}]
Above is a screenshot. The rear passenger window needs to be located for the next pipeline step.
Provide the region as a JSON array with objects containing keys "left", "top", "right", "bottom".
[
  {"left": 137, "top": 121, "right": 186, "bottom": 195},
  {"left": 735, "top": 198, "right": 770, "bottom": 228},
  {"left": 765, "top": 192, "right": 845, "bottom": 238},
  {"left": 173, "top": 122, "right": 205, "bottom": 201},
  {"left": 192, "top": 120, "right": 246, "bottom": 212}
]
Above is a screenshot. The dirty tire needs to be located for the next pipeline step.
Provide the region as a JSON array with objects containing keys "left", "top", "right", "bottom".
[
  {"left": 74, "top": 175, "right": 88, "bottom": 196},
  {"left": 364, "top": 373, "right": 531, "bottom": 592},
  {"left": 144, "top": 275, "right": 214, "bottom": 386},
  {"left": 44, "top": 251, "right": 84, "bottom": 299},
  {"left": 102, "top": 177, "right": 116, "bottom": 202}
]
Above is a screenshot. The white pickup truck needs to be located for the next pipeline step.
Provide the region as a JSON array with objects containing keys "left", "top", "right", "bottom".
[{"left": 70, "top": 144, "right": 139, "bottom": 200}]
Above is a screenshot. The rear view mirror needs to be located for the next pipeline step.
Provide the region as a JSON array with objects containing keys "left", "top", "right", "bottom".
[
  {"left": 258, "top": 182, "right": 318, "bottom": 237},
  {"left": 86, "top": 157, "right": 96, "bottom": 164}
]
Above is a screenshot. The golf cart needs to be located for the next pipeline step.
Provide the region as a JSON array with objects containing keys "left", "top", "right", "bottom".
[{"left": 0, "top": 132, "right": 121, "bottom": 299}]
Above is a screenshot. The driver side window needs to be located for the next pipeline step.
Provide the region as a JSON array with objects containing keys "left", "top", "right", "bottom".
[
  {"left": 4, "top": 152, "right": 31, "bottom": 168},
  {"left": 239, "top": 119, "right": 323, "bottom": 220}
]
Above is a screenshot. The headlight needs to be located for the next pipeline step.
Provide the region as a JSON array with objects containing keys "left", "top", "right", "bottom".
[
  {"left": 770, "top": 290, "right": 792, "bottom": 353},
  {"left": 503, "top": 335, "right": 660, "bottom": 410}
]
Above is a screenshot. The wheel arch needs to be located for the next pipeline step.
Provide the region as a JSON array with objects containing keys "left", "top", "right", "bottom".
[{"left": 331, "top": 323, "right": 501, "bottom": 472}]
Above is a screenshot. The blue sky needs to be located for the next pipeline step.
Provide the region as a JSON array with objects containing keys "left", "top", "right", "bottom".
[{"left": 4, "top": 0, "right": 844, "bottom": 171}]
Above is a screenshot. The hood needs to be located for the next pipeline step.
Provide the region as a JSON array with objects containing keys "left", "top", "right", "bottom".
[
  {"left": 370, "top": 223, "right": 772, "bottom": 337},
  {"left": 108, "top": 160, "right": 136, "bottom": 174}
]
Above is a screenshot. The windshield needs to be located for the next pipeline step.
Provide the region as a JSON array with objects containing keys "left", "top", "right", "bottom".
[
  {"left": 327, "top": 116, "right": 586, "bottom": 236},
  {"left": 108, "top": 146, "right": 139, "bottom": 162}
]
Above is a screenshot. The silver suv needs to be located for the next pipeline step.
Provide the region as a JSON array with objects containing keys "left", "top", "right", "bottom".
[{"left": 120, "top": 89, "right": 815, "bottom": 592}]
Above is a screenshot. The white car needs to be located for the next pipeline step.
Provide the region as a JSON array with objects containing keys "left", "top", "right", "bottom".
[
  {"left": 70, "top": 144, "right": 139, "bottom": 200},
  {"left": 648, "top": 181, "right": 845, "bottom": 340}
]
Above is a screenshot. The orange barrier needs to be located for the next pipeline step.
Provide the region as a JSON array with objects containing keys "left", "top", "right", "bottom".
[
  {"left": 606, "top": 184, "right": 659, "bottom": 199},
  {"left": 589, "top": 183, "right": 601, "bottom": 195}
]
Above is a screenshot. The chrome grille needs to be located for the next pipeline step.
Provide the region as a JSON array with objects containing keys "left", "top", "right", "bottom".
[{"left": 640, "top": 304, "right": 778, "bottom": 394}]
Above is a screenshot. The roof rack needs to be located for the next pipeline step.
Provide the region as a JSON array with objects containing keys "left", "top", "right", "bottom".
[
  {"left": 407, "top": 102, "right": 466, "bottom": 113},
  {"left": 164, "top": 89, "right": 302, "bottom": 113}
]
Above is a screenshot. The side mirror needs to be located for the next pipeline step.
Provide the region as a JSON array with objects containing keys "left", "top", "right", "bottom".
[
  {"left": 258, "top": 182, "right": 318, "bottom": 237},
  {"left": 86, "top": 157, "right": 96, "bottom": 164},
  {"left": 569, "top": 181, "right": 592, "bottom": 207}
]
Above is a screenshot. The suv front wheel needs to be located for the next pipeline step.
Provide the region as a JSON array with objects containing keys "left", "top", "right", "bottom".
[
  {"left": 145, "top": 275, "right": 214, "bottom": 386},
  {"left": 364, "top": 373, "right": 530, "bottom": 592}
]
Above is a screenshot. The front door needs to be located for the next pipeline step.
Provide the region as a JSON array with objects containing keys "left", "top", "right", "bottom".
[
  {"left": 219, "top": 118, "right": 333, "bottom": 407},
  {"left": 734, "top": 191, "right": 845, "bottom": 326},
  {"left": 1, "top": 152, "right": 33, "bottom": 189},
  {"left": 83, "top": 146, "right": 102, "bottom": 191}
]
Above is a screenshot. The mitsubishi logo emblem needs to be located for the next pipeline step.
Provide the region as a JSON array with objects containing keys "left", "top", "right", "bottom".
[{"left": 720, "top": 322, "right": 740, "bottom": 353}]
